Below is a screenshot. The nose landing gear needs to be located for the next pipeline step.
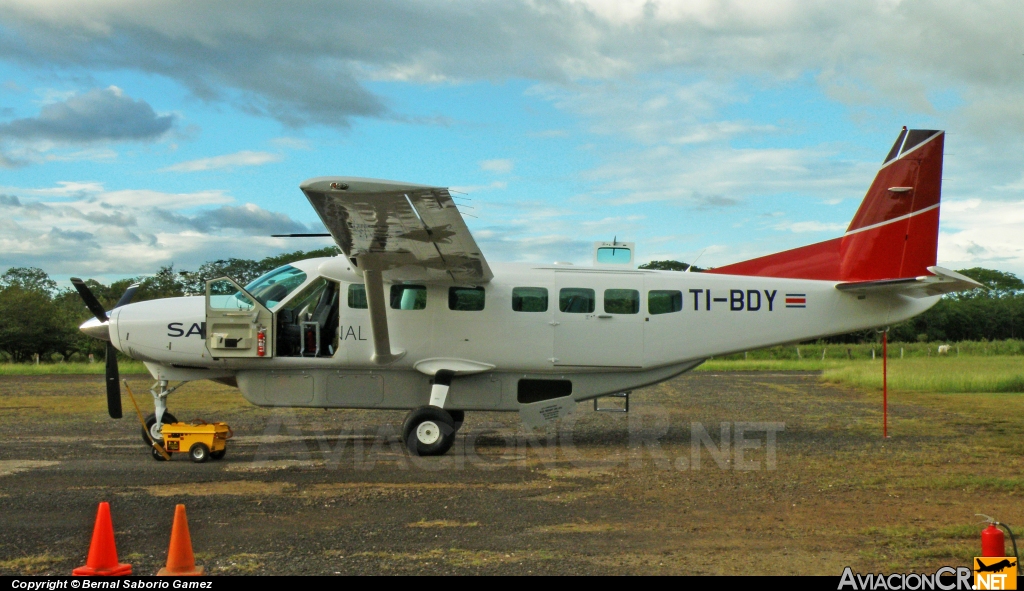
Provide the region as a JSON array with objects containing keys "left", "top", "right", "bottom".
[{"left": 139, "top": 380, "right": 186, "bottom": 445}]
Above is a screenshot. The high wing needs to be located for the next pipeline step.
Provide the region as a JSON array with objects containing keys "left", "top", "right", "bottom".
[
  {"left": 835, "top": 266, "right": 985, "bottom": 298},
  {"left": 300, "top": 176, "right": 492, "bottom": 365},
  {"left": 300, "top": 177, "right": 492, "bottom": 284}
]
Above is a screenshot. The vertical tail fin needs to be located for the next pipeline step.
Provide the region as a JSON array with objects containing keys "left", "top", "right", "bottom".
[{"left": 707, "top": 128, "right": 944, "bottom": 282}]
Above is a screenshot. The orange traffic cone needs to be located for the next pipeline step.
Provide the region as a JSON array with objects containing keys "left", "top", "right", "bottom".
[
  {"left": 157, "top": 504, "right": 205, "bottom": 576},
  {"left": 73, "top": 502, "right": 132, "bottom": 576}
]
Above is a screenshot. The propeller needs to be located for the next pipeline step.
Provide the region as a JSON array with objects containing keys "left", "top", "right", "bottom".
[{"left": 70, "top": 278, "right": 140, "bottom": 420}]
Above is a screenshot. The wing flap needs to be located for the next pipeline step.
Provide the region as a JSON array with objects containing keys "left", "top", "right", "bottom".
[
  {"left": 836, "top": 266, "right": 985, "bottom": 298},
  {"left": 301, "top": 177, "right": 492, "bottom": 284}
]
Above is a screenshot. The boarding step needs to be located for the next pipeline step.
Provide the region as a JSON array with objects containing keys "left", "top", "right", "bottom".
[{"left": 593, "top": 391, "right": 630, "bottom": 413}]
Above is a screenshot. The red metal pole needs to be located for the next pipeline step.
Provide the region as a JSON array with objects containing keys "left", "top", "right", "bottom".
[{"left": 882, "top": 330, "right": 888, "bottom": 439}]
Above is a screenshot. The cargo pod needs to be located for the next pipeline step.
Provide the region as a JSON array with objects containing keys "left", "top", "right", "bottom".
[{"left": 205, "top": 277, "right": 274, "bottom": 358}]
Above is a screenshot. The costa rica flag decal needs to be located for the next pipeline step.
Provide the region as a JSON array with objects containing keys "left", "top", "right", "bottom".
[{"left": 785, "top": 293, "right": 807, "bottom": 308}]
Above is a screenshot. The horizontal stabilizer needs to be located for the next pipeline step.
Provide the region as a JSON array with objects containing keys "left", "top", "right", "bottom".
[{"left": 835, "top": 266, "right": 985, "bottom": 299}]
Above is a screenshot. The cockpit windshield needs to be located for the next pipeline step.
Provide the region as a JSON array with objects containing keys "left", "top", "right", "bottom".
[{"left": 244, "top": 265, "right": 308, "bottom": 308}]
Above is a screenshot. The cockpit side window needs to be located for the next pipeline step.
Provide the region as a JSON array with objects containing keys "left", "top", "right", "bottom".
[{"left": 244, "top": 265, "right": 308, "bottom": 308}]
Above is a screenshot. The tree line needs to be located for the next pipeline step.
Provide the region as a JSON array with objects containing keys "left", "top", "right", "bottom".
[{"left": 0, "top": 254, "right": 1020, "bottom": 362}]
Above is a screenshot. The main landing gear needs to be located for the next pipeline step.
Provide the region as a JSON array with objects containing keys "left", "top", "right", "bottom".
[
  {"left": 401, "top": 370, "right": 464, "bottom": 456},
  {"left": 139, "top": 380, "right": 186, "bottom": 445}
]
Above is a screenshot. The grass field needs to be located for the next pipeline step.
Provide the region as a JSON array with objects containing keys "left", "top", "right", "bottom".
[
  {"left": 0, "top": 360, "right": 148, "bottom": 375},
  {"left": 821, "top": 356, "right": 1024, "bottom": 393}
]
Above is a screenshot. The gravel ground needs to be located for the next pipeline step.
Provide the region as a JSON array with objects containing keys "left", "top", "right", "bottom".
[{"left": 0, "top": 371, "right": 1021, "bottom": 575}]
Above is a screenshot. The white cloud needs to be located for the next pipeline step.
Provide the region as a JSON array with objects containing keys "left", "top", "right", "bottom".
[
  {"left": 99, "top": 189, "right": 233, "bottom": 209},
  {"left": 777, "top": 221, "right": 846, "bottom": 233},
  {"left": 480, "top": 159, "right": 514, "bottom": 174},
  {"left": 43, "top": 148, "right": 117, "bottom": 162},
  {"left": 938, "top": 198, "right": 1024, "bottom": 275},
  {"left": 586, "top": 143, "right": 874, "bottom": 205},
  {"left": 0, "top": 181, "right": 322, "bottom": 276},
  {"left": 0, "top": 86, "right": 173, "bottom": 142},
  {"left": 160, "top": 150, "right": 282, "bottom": 172},
  {"left": 13, "top": 181, "right": 105, "bottom": 196},
  {"left": 2, "top": 0, "right": 1021, "bottom": 134},
  {"left": 2, "top": 0, "right": 1023, "bottom": 276}
]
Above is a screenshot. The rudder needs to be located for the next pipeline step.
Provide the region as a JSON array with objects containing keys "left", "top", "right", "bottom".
[{"left": 838, "top": 128, "right": 943, "bottom": 281}]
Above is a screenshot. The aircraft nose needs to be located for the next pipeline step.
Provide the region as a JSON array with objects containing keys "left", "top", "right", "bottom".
[{"left": 79, "top": 316, "right": 111, "bottom": 341}]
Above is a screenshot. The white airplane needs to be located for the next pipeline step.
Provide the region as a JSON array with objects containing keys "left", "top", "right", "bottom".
[{"left": 74, "top": 128, "right": 981, "bottom": 457}]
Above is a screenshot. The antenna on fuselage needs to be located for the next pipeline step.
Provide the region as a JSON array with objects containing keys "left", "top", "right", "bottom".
[{"left": 687, "top": 248, "right": 707, "bottom": 272}]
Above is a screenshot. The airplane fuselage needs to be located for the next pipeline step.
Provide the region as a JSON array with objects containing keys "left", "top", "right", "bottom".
[{"left": 105, "top": 256, "right": 936, "bottom": 412}]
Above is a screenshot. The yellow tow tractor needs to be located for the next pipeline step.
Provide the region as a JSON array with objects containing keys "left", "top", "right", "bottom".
[
  {"left": 124, "top": 380, "right": 232, "bottom": 463},
  {"left": 153, "top": 420, "right": 232, "bottom": 463}
]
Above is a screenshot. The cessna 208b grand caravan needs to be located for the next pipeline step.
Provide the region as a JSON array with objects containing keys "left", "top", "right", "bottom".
[{"left": 74, "top": 128, "right": 981, "bottom": 456}]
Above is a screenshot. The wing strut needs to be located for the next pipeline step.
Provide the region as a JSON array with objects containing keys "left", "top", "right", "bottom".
[{"left": 360, "top": 257, "right": 406, "bottom": 365}]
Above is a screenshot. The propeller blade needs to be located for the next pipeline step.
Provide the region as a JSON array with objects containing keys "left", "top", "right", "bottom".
[
  {"left": 113, "top": 283, "right": 140, "bottom": 310},
  {"left": 70, "top": 277, "right": 109, "bottom": 323},
  {"left": 105, "top": 342, "right": 122, "bottom": 419}
]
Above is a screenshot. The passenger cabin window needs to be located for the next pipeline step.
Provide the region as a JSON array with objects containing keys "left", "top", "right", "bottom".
[
  {"left": 390, "top": 285, "right": 427, "bottom": 310},
  {"left": 604, "top": 289, "right": 640, "bottom": 314},
  {"left": 449, "top": 286, "right": 485, "bottom": 311},
  {"left": 559, "top": 288, "right": 595, "bottom": 313},
  {"left": 649, "top": 290, "right": 683, "bottom": 315},
  {"left": 512, "top": 287, "right": 548, "bottom": 312},
  {"left": 243, "top": 265, "right": 307, "bottom": 308},
  {"left": 596, "top": 247, "right": 632, "bottom": 265},
  {"left": 348, "top": 284, "right": 368, "bottom": 309}
]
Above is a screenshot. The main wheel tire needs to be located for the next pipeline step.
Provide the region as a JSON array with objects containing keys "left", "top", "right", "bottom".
[
  {"left": 151, "top": 446, "right": 169, "bottom": 461},
  {"left": 402, "top": 407, "right": 456, "bottom": 456},
  {"left": 448, "top": 410, "right": 465, "bottom": 432},
  {"left": 142, "top": 412, "right": 178, "bottom": 445},
  {"left": 189, "top": 442, "right": 210, "bottom": 463},
  {"left": 210, "top": 449, "right": 226, "bottom": 460}
]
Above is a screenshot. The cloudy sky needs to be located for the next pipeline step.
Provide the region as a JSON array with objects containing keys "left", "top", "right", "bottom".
[{"left": 1, "top": 0, "right": 1023, "bottom": 284}]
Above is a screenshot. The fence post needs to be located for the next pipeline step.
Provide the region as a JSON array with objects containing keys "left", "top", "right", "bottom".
[{"left": 883, "top": 330, "right": 889, "bottom": 439}]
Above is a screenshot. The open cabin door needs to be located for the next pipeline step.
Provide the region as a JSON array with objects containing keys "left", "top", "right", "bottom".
[{"left": 205, "top": 277, "right": 274, "bottom": 358}]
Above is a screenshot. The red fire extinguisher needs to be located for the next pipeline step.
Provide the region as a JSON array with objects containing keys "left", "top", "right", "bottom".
[
  {"left": 977, "top": 514, "right": 1022, "bottom": 574},
  {"left": 256, "top": 327, "right": 266, "bottom": 357},
  {"left": 982, "top": 523, "right": 1005, "bottom": 557}
]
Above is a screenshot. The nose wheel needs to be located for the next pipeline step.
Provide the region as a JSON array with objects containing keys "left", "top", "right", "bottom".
[
  {"left": 142, "top": 412, "right": 179, "bottom": 445},
  {"left": 402, "top": 407, "right": 458, "bottom": 456}
]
